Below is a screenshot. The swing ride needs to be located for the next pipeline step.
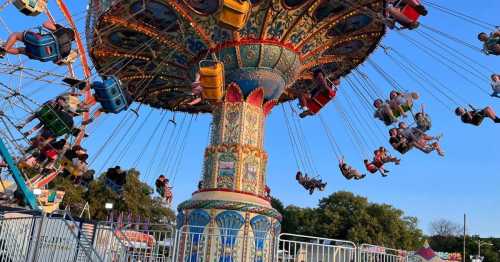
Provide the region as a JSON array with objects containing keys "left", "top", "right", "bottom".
[{"left": 0, "top": 0, "right": 499, "bottom": 259}]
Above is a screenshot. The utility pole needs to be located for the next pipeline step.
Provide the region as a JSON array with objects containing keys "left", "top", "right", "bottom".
[{"left": 463, "top": 214, "right": 466, "bottom": 262}]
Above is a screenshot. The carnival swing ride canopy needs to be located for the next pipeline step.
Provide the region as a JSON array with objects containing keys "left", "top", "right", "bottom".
[{"left": 87, "top": 0, "right": 386, "bottom": 111}]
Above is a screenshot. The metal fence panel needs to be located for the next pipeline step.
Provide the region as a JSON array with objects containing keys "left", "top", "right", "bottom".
[
  {"left": 358, "top": 244, "right": 409, "bottom": 262},
  {"left": 1, "top": 211, "right": 417, "bottom": 262},
  {"left": 277, "top": 233, "right": 357, "bottom": 262}
]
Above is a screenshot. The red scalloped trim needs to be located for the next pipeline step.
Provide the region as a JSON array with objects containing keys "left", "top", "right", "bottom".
[
  {"left": 225, "top": 83, "right": 243, "bottom": 103},
  {"left": 246, "top": 87, "right": 264, "bottom": 107},
  {"left": 193, "top": 188, "right": 271, "bottom": 203},
  {"left": 263, "top": 99, "right": 277, "bottom": 116}
]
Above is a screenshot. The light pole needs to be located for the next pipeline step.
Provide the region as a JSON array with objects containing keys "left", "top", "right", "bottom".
[{"left": 475, "top": 239, "right": 493, "bottom": 259}]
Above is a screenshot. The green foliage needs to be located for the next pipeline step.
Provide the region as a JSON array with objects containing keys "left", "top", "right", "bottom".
[
  {"left": 429, "top": 235, "right": 500, "bottom": 262},
  {"left": 50, "top": 169, "right": 174, "bottom": 223},
  {"left": 271, "top": 191, "right": 424, "bottom": 250}
]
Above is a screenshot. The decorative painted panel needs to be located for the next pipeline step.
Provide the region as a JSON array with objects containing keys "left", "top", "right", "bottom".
[
  {"left": 223, "top": 105, "right": 241, "bottom": 144},
  {"left": 242, "top": 155, "right": 259, "bottom": 192},
  {"left": 217, "top": 153, "right": 237, "bottom": 189}
]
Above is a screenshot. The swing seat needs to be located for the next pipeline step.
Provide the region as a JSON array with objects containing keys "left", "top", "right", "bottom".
[
  {"left": 61, "top": 157, "right": 80, "bottom": 177},
  {"left": 306, "top": 88, "right": 337, "bottom": 114},
  {"left": 199, "top": 60, "right": 225, "bottom": 101},
  {"left": 92, "top": 75, "right": 129, "bottom": 114},
  {"left": 23, "top": 28, "right": 60, "bottom": 62},
  {"left": 14, "top": 0, "right": 45, "bottom": 16},
  {"left": 218, "top": 0, "right": 251, "bottom": 30},
  {"left": 37, "top": 104, "right": 74, "bottom": 137},
  {"left": 401, "top": 4, "right": 420, "bottom": 22}
]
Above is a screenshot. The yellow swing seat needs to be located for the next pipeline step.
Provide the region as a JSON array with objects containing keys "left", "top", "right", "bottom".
[
  {"left": 14, "top": 0, "right": 46, "bottom": 16},
  {"left": 199, "top": 59, "right": 225, "bottom": 101},
  {"left": 218, "top": 0, "right": 251, "bottom": 30}
]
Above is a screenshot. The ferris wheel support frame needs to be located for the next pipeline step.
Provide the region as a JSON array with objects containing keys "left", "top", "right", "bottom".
[
  {"left": 0, "top": 137, "right": 39, "bottom": 210},
  {"left": 49, "top": 0, "right": 94, "bottom": 145}
]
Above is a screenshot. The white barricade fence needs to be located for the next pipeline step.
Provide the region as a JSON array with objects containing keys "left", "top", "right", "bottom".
[
  {"left": 276, "top": 233, "right": 357, "bottom": 262},
  {"left": 0, "top": 211, "right": 417, "bottom": 262},
  {"left": 0, "top": 212, "right": 38, "bottom": 262},
  {"left": 93, "top": 222, "right": 175, "bottom": 262},
  {"left": 0, "top": 212, "right": 102, "bottom": 262},
  {"left": 358, "top": 244, "right": 409, "bottom": 262}
]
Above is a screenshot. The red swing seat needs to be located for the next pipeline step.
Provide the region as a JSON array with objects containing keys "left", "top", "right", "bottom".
[
  {"left": 306, "top": 88, "right": 337, "bottom": 114},
  {"left": 401, "top": 4, "right": 420, "bottom": 22}
]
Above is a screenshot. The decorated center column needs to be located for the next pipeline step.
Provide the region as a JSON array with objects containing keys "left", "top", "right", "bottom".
[{"left": 178, "top": 83, "right": 281, "bottom": 262}]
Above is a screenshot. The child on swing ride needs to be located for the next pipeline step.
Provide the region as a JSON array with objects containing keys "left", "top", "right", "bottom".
[
  {"left": 478, "top": 30, "right": 500, "bottom": 56},
  {"left": 397, "top": 122, "right": 444, "bottom": 156},
  {"left": 298, "top": 69, "right": 339, "bottom": 118},
  {"left": 455, "top": 105, "right": 500, "bottom": 126},
  {"left": 339, "top": 157, "right": 366, "bottom": 180},
  {"left": 0, "top": 19, "right": 76, "bottom": 64},
  {"left": 365, "top": 147, "right": 400, "bottom": 177},
  {"left": 385, "top": 0, "right": 428, "bottom": 30},
  {"left": 388, "top": 90, "right": 419, "bottom": 118},
  {"left": 491, "top": 74, "right": 500, "bottom": 98},
  {"left": 295, "top": 171, "right": 327, "bottom": 195}
]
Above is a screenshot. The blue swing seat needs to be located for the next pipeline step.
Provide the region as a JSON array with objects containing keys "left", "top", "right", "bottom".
[
  {"left": 23, "top": 27, "right": 60, "bottom": 62},
  {"left": 92, "top": 76, "right": 129, "bottom": 114}
]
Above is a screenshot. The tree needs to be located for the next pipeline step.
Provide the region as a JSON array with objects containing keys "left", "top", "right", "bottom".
[
  {"left": 51, "top": 168, "right": 175, "bottom": 223},
  {"left": 272, "top": 191, "right": 424, "bottom": 250},
  {"left": 429, "top": 219, "right": 463, "bottom": 237}
]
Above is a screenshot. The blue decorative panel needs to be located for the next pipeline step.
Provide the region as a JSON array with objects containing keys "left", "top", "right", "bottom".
[
  {"left": 327, "top": 14, "right": 373, "bottom": 37},
  {"left": 239, "top": 44, "right": 261, "bottom": 68},
  {"left": 183, "top": 0, "right": 220, "bottom": 15},
  {"left": 323, "top": 40, "right": 364, "bottom": 56},
  {"left": 130, "top": 0, "right": 179, "bottom": 32},
  {"left": 187, "top": 209, "right": 210, "bottom": 262},
  {"left": 313, "top": 2, "right": 347, "bottom": 22},
  {"left": 226, "top": 68, "right": 286, "bottom": 100},
  {"left": 251, "top": 215, "right": 270, "bottom": 262},
  {"left": 216, "top": 211, "right": 245, "bottom": 262}
]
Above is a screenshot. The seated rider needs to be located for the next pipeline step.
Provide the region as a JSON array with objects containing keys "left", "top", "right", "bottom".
[
  {"left": 389, "top": 128, "right": 413, "bottom": 154},
  {"left": 374, "top": 99, "right": 397, "bottom": 125},
  {"left": 339, "top": 158, "right": 366, "bottom": 180},
  {"left": 299, "top": 70, "right": 338, "bottom": 118},
  {"left": 388, "top": 90, "right": 419, "bottom": 118},
  {"left": 455, "top": 105, "right": 500, "bottom": 126},
  {"left": 397, "top": 122, "right": 444, "bottom": 156},
  {"left": 295, "top": 171, "right": 326, "bottom": 195},
  {"left": 188, "top": 73, "right": 203, "bottom": 106},
  {"left": 491, "top": 74, "right": 500, "bottom": 98},
  {"left": 374, "top": 147, "right": 401, "bottom": 166},
  {"left": 385, "top": 0, "right": 428, "bottom": 30},
  {"left": 478, "top": 30, "right": 500, "bottom": 56},
  {"left": 155, "top": 175, "right": 167, "bottom": 197},
  {"left": 0, "top": 19, "right": 76, "bottom": 63},
  {"left": 364, "top": 159, "right": 388, "bottom": 177},
  {"left": 414, "top": 105, "right": 432, "bottom": 132}
]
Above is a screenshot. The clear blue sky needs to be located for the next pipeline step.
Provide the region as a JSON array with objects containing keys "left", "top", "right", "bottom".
[{"left": 0, "top": 1, "right": 499, "bottom": 237}]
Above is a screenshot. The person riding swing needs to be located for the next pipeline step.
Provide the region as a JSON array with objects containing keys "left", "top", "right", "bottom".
[
  {"left": 0, "top": 19, "right": 76, "bottom": 64},
  {"left": 295, "top": 171, "right": 327, "bottom": 195},
  {"left": 339, "top": 158, "right": 366, "bottom": 180},
  {"left": 385, "top": 0, "right": 428, "bottom": 30},
  {"left": 478, "top": 29, "right": 500, "bottom": 56}
]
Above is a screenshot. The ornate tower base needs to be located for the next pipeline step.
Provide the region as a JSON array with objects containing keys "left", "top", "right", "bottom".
[{"left": 177, "top": 84, "right": 281, "bottom": 262}]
